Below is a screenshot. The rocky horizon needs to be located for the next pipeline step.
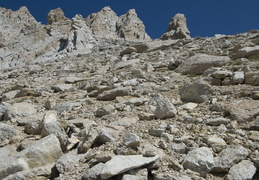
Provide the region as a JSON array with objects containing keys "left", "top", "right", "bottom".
[{"left": 0, "top": 5, "right": 259, "bottom": 180}]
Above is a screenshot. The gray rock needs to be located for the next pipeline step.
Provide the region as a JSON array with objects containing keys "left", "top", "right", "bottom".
[
  {"left": 205, "top": 117, "right": 230, "bottom": 126},
  {"left": 171, "top": 142, "right": 188, "bottom": 154},
  {"left": 95, "top": 104, "right": 115, "bottom": 117},
  {"left": 122, "top": 168, "right": 148, "bottom": 180},
  {"left": 149, "top": 126, "right": 166, "bottom": 137},
  {"left": 226, "top": 160, "right": 256, "bottom": 180},
  {"left": 78, "top": 127, "right": 99, "bottom": 153},
  {"left": 232, "top": 71, "right": 245, "bottom": 84},
  {"left": 1, "top": 90, "right": 20, "bottom": 101},
  {"left": 56, "top": 151, "right": 84, "bottom": 174},
  {"left": 40, "top": 111, "right": 68, "bottom": 151},
  {"left": 4, "top": 102, "right": 37, "bottom": 120},
  {"left": 123, "top": 133, "right": 140, "bottom": 148},
  {"left": 245, "top": 71, "right": 259, "bottom": 86},
  {"left": 213, "top": 145, "right": 250, "bottom": 172},
  {"left": 160, "top": 13, "right": 191, "bottom": 40},
  {"left": 180, "top": 79, "right": 214, "bottom": 103},
  {"left": 116, "top": 9, "right": 151, "bottom": 41},
  {"left": 0, "top": 123, "right": 21, "bottom": 146},
  {"left": 235, "top": 45, "right": 259, "bottom": 58},
  {"left": 100, "top": 155, "right": 159, "bottom": 179},
  {"left": 97, "top": 87, "right": 132, "bottom": 101},
  {"left": 82, "top": 162, "right": 105, "bottom": 180},
  {"left": 176, "top": 54, "right": 230, "bottom": 75},
  {"left": 183, "top": 147, "right": 214, "bottom": 174},
  {"left": 154, "top": 93, "right": 177, "bottom": 119},
  {"left": 51, "top": 84, "right": 74, "bottom": 92},
  {"left": 115, "top": 59, "right": 140, "bottom": 70}
]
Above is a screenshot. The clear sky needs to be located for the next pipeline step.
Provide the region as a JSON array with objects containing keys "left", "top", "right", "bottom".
[{"left": 1, "top": 0, "right": 259, "bottom": 39}]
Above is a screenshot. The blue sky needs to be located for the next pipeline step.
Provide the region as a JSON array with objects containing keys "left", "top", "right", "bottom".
[{"left": 1, "top": 0, "right": 259, "bottom": 39}]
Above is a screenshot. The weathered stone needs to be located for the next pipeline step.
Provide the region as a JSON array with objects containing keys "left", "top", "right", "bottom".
[
  {"left": 82, "top": 162, "right": 105, "bottom": 180},
  {"left": 180, "top": 79, "right": 214, "bottom": 103},
  {"left": 183, "top": 147, "right": 214, "bottom": 174},
  {"left": 245, "top": 71, "right": 259, "bottom": 86},
  {"left": 153, "top": 93, "right": 177, "bottom": 119},
  {"left": 40, "top": 111, "right": 68, "bottom": 151},
  {"left": 115, "top": 59, "right": 140, "bottom": 69},
  {"left": 120, "top": 47, "right": 136, "bottom": 56},
  {"left": 100, "top": 155, "right": 159, "bottom": 179},
  {"left": 47, "top": 8, "right": 67, "bottom": 24},
  {"left": 56, "top": 151, "right": 84, "bottom": 174},
  {"left": 4, "top": 102, "right": 37, "bottom": 120},
  {"left": 235, "top": 45, "right": 259, "bottom": 58},
  {"left": 95, "top": 104, "right": 115, "bottom": 117},
  {"left": 78, "top": 127, "right": 99, "bottom": 154},
  {"left": 176, "top": 54, "right": 231, "bottom": 75},
  {"left": 179, "top": 102, "right": 198, "bottom": 110},
  {"left": 2, "top": 90, "right": 20, "bottom": 101},
  {"left": 213, "top": 145, "right": 250, "bottom": 172},
  {"left": 116, "top": 9, "right": 151, "bottom": 41},
  {"left": 0, "top": 123, "right": 21, "bottom": 146},
  {"left": 171, "top": 142, "right": 188, "bottom": 154},
  {"left": 0, "top": 134, "right": 62, "bottom": 179},
  {"left": 207, "top": 135, "right": 227, "bottom": 146},
  {"left": 205, "top": 117, "right": 230, "bottom": 126},
  {"left": 123, "top": 133, "right": 140, "bottom": 148},
  {"left": 232, "top": 71, "right": 245, "bottom": 84},
  {"left": 249, "top": 131, "right": 259, "bottom": 141},
  {"left": 51, "top": 84, "right": 74, "bottom": 92},
  {"left": 226, "top": 160, "right": 256, "bottom": 180},
  {"left": 97, "top": 87, "right": 132, "bottom": 101},
  {"left": 122, "top": 168, "right": 148, "bottom": 180},
  {"left": 160, "top": 13, "right": 191, "bottom": 40}
]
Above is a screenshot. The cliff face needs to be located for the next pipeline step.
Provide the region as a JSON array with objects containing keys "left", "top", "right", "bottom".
[{"left": 0, "top": 6, "right": 154, "bottom": 69}]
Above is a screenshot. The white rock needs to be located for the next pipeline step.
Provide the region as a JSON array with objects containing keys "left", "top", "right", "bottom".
[{"left": 100, "top": 155, "right": 159, "bottom": 179}]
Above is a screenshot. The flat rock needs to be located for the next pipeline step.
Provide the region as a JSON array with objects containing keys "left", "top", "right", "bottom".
[
  {"left": 205, "top": 117, "right": 230, "bottom": 126},
  {"left": 51, "top": 84, "right": 74, "bottom": 92},
  {"left": 235, "top": 45, "right": 259, "bottom": 58},
  {"left": 100, "top": 155, "right": 159, "bottom": 179},
  {"left": 82, "top": 162, "right": 105, "bottom": 180},
  {"left": 176, "top": 54, "right": 230, "bottom": 75},
  {"left": 226, "top": 160, "right": 256, "bottom": 180},
  {"left": 115, "top": 59, "right": 140, "bottom": 70},
  {"left": 4, "top": 102, "right": 37, "bottom": 120},
  {"left": 97, "top": 87, "right": 132, "bottom": 101}
]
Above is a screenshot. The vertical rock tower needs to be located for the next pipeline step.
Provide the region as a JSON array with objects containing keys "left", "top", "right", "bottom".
[{"left": 160, "top": 13, "right": 191, "bottom": 40}]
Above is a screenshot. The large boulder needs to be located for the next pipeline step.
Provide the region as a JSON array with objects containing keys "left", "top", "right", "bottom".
[
  {"left": 212, "top": 145, "right": 250, "bottom": 172},
  {"left": 176, "top": 54, "right": 231, "bottom": 75},
  {"left": 183, "top": 147, "right": 214, "bottom": 174},
  {"left": 160, "top": 13, "right": 191, "bottom": 40},
  {"left": 226, "top": 160, "right": 256, "bottom": 180},
  {"left": 0, "top": 134, "right": 63, "bottom": 179},
  {"left": 4, "top": 102, "right": 38, "bottom": 120},
  {"left": 180, "top": 79, "right": 214, "bottom": 103}
]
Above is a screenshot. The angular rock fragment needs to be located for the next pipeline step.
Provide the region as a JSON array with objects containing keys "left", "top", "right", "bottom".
[
  {"left": 100, "top": 155, "right": 159, "bottom": 179},
  {"left": 97, "top": 87, "right": 132, "bottom": 101},
  {"left": 0, "top": 123, "right": 21, "bottom": 146},
  {"left": 40, "top": 111, "right": 68, "bottom": 151},
  {"left": 183, "top": 147, "right": 214, "bottom": 174},
  {"left": 212, "top": 145, "right": 250, "bottom": 172},
  {"left": 123, "top": 133, "right": 140, "bottom": 148},
  {"left": 153, "top": 93, "right": 177, "bottom": 119},
  {"left": 180, "top": 79, "right": 214, "bottom": 103},
  {"left": 226, "top": 160, "right": 256, "bottom": 180}
]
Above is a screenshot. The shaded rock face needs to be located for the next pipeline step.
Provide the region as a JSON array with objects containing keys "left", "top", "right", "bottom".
[
  {"left": 47, "top": 8, "right": 67, "bottom": 24},
  {"left": 160, "top": 13, "right": 191, "bottom": 40},
  {"left": 116, "top": 9, "right": 151, "bottom": 41},
  {"left": 85, "top": 6, "right": 118, "bottom": 39}
]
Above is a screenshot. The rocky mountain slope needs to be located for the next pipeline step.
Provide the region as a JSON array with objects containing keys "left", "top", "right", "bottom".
[{"left": 0, "top": 6, "right": 259, "bottom": 180}]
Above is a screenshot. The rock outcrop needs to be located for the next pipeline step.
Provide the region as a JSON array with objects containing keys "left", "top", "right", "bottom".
[{"left": 160, "top": 13, "right": 191, "bottom": 40}]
